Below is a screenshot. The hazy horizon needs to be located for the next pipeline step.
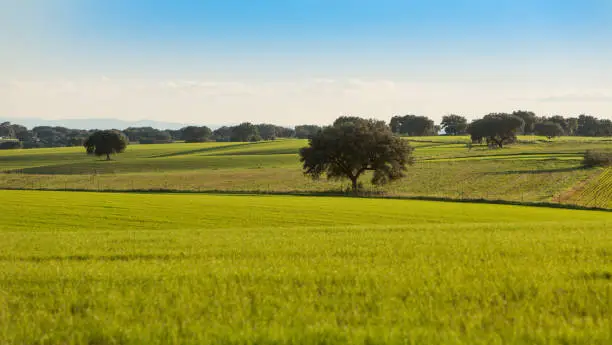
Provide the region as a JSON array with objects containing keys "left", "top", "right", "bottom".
[{"left": 2, "top": 0, "right": 612, "bottom": 125}]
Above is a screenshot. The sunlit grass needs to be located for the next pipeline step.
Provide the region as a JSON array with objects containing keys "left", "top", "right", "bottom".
[{"left": 1, "top": 190, "right": 611, "bottom": 344}]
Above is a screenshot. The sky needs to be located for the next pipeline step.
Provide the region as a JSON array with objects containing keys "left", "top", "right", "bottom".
[{"left": 1, "top": 0, "right": 612, "bottom": 127}]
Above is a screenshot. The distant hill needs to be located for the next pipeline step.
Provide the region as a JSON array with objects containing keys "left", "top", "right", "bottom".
[{"left": 0, "top": 117, "right": 222, "bottom": 130}]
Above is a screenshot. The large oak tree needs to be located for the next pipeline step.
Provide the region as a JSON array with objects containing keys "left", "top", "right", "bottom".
[
  {"left": 84, "top": 130, "right": 128, "bottom": 160},
  {"left": 299, "top": 117, "right": 414, "bottom": 192}
]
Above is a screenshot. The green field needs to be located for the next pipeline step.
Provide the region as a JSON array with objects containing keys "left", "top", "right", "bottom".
[
  {"left": 1, "top": 190, "right": 611, "bottom": 344},
  {"left": 1, "top": 136, "right": 611, "bottom": 344},
  {"left": 0, "top": 136, "right": 610, "bottom": 208}
]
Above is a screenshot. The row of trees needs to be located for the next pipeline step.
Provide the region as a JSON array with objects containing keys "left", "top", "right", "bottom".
[
  {"left": 437, "top": 112, "right": 612, "bottom": 137},
  {"left": 2, "top": 111, "right": 611, "bottom": 149},
  {"left": 0, "top": 122, "right": 299, "bottom": 148}
]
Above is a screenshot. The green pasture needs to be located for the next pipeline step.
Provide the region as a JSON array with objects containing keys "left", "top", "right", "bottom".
[
  {"left": 1, "top": 190, "right": 611, "bottom": 344},
  {"left": 0, "top": 137, "right": 610, "bottom": 208}
]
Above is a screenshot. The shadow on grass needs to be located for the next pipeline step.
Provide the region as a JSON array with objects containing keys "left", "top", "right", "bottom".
[
  {"left": 420, "top": 151, "right": 583, "bottom": 162},
  {"left": 2, "top": 186, "right": 609, "bottom": 212},
  {"left": 149, "top": 142, "right": 254, "bottom": 158},
  {"left": 483, "top": 166, "right": 589, "bottom": 175}
]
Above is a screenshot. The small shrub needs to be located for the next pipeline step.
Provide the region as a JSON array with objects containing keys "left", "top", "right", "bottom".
[{"left": 583, "top": 150, "right": 612, "bottom": 167}]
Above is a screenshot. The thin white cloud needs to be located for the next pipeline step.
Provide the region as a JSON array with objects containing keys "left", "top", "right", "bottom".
[
  {"left": 2, "top": 78, "right": 611, "bottom": 125},
  {"left": 536, "top": 92, "right": 612, "bottom": 103}
]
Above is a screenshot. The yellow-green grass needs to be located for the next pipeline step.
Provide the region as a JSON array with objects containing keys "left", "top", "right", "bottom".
[
  {"left": 566, "top": 168, "right": 612, "bottom": 209},
  {"left": 1, "top": 138, "right": 610, "bottom": 208},
  {"left": 0, "top": 159, "right": 594, "bottom": 204},
  {"left": 1, "top": 190, "right": 611, "bottom": 344}
]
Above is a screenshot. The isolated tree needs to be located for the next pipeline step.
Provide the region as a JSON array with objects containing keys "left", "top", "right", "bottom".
[
  {"left": 299, "top": 117, "right": 414, "bottom": 192},
  {"left": 467, "top": 113, "right": 524, "bottom": 148},
  {"left": 534, "top": 122, "right": 564, "bottom": 140},
  {"left": 440, "top": 114, "right": 468, "bottom": 135},
  {"left": 512, "top": 110, "right": 537, "bottom": 134},
  {"left": 84, "top": 130, "right": 128, "bottom": 160},
  {"left": 181, "top": 126, "right": 212, "bottom": 143}
]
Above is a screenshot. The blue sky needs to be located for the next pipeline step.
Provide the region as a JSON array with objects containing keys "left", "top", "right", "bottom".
[{"left": 1, "top": 0, "right": 612, "bottom": 125}]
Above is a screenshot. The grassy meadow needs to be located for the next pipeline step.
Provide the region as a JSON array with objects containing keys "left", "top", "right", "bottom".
[
  {"left": 1, "top": 136, "right": 611, "bottom": 344},
  {"left": 0, "top": 136, "right": 610, "bottom": 208},
  {"left": 1, "top": 190, "right": 611, "bottom": 344}
]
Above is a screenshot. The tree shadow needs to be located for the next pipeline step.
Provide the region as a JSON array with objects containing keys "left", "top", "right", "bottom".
[
  {"left": 483, "top": 166, "right": 589, "bottom": 175},
  {"left": 149, "top": 142, "right": 254, "bottom": 158}
]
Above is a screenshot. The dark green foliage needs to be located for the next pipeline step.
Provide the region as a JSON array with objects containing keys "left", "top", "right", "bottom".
[
  {"left": 534, "top": 122, "right": 564, "bottom": 139},
  {"left": 583, "top": 150, "right": 612, "bottom": 167},
  {"left": 512, "top": 110, "right": 537, "bottom": 134},
  {"left": 123, "top": 127, "right": 173, "bottom": 144},
  {"left": 25, "top": 126, "right": 92, "bottom": 147},
  {"left": 576, "top": 115, "right": 600, "bottom": 136},
  {"left": 181, "top": 126, "right": 212, "bottom": 143},
  {"left": 138, "top": 132, "right": 173, "bottom": 144},
  {"left": 0, "top": 122, "right": 16, "bottom": 138},
  {"left": 440, "top": 114, "right": 468, "bottom": 135},
  {"left": 231, "top": 122, "right": 261, "bottom": 142},
  {"left": 255, "top": 124, "right": 294, "bottom": 140},
  {"left": 294, "top": 125, "right": 322, "bottom": 139},
  {"left": 0, "top": 140, "right": 22, "bottom": 149},
  {"left": 84, "top": 130, "right": 128, "bottom": 160},
  {"left": 389, "top": 115, "right": 436, "bottom": 136},
  {"left": 547, "top": 115, "right": 572, "bottom": 135},
  {"left": 333, "top": 116, "right": 366, "bottom": 127},
  {"left": 212, "top": 126, "right": 232, "bottom": 142},
  {"left": 256, "top": 124, "right": 277, "bottom": 140},
  {"left": 468, "top": 113, "right": 524, "bottom": 148},
  {"left": 300, "top": 117, "right": 414, "bottom": 192},
  {"left": 596, "top": 119, "right": 612, "bottom": 136}
]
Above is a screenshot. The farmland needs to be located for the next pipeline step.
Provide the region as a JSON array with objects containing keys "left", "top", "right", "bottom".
[
  {"left": 0, "top": 136, "right": 610, "bottom": 208},
  {"left": 1, "top": 136, "right": 611, "bottom": 344},
  {"left": 1, "top": 190, "right": 612, "bottom": 344}
]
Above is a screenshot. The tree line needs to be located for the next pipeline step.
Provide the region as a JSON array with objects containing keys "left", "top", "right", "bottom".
[
  {"left": 0, "top": 122, "right": 304, "bottom": 149},
  {"left": 27, "top": 114, "right": 609, "bottom": 192},
  {"left": 1, "top": 112, "right": 611, "bottom": 150}
]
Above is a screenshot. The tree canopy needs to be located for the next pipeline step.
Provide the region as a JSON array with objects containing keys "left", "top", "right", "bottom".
[
  {"left": 181, "top": 126, "right": 212, "bottom": 143},
  {"left": 512, "top": 110, "right": 537, "bottom": 134},
  {"left": 231, "top": 122, "right": 260, "bottom": 142},
  {"left": 389, "top": 115, "right": 436, "bottom": 136},
  {"left": 299, "top": 117, "right": 414, "bottom": 192},
  {"left": 534, "top": 122, "right": 564, "bottom": 140},
  {"left": 84, "top": 130, "right": 128, "bottom": 160},
  {"left": 295, "top": 125, "right": 322, "bottom": 139},
  {"left": 468, "top": 113, "right": 524, "bottom": 148},
  {"left": 440, "top": 114, "right": 468, "bottom": 135}
]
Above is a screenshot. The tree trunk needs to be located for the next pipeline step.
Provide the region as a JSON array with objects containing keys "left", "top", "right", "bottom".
[
  {"left": 350, "top": 176, "right": 358, "bottom": 194},
  {"left": 106, "top": 153, "right": 111, "bottom": 161}
]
